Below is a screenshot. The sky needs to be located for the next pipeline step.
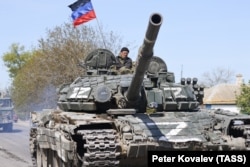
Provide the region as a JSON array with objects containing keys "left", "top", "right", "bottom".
[{"left": 0, "top": 0, "right": 250, "bottom": 89}]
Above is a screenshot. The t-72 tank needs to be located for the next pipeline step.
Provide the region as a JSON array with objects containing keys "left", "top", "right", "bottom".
[{"left": 29, "top": 13, "right": 250, "bottom": 167}]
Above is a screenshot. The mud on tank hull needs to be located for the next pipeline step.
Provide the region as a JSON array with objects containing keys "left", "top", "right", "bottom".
[{"left": 29, "top": 108, "right": 250, "bottom": 167}]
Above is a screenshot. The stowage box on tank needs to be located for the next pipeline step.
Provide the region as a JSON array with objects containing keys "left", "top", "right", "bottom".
[{"left": 29, "top": 13, "right": 250, "bottom": 167}]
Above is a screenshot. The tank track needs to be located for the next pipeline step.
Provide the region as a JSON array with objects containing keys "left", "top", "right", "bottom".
[
  {"left": 77, "top": 129, "right": 121, "bottom": 167},
  {"left": 29, "top": 127, "right": 37, "bottom": 167},
  {"left": 246, "top": 125, "right": 250, "bottom": 150}
]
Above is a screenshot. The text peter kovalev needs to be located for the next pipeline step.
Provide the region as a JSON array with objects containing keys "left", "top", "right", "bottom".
[{"left": 148, "top": 151, "right": 250, "bottom": 167}]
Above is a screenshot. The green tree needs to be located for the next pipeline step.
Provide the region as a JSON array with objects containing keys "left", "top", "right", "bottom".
[
  {"left": 2, "top": 43, "right": 32, "bottom": 78},
  {"left": 236, "top": 81, "right": 250, "bottom": 114},
  {"left": 7, "top": 22, "right": 128, "bottom": 113}
]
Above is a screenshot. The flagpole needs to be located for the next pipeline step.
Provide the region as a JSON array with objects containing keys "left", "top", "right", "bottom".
[{"left": 91, "top": 1, "right": 107, "bottom": 49}]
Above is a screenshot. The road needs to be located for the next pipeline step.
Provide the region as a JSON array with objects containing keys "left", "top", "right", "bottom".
[{"left": 0, "top": 120, "right": 33, "bottom": 167}]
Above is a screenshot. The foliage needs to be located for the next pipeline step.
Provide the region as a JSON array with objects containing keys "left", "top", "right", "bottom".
[
  {"left": 236, "top": 81, "right": 250, "bottom": 114},
  {"left": 200, "top": 67, "right": 235, "bottom": 87},
  {"left": 2, "top": 43, "right": 33, "bottom": 78},
  {"left": 6, "top": 22, "right": 127, "bottom": 113}
]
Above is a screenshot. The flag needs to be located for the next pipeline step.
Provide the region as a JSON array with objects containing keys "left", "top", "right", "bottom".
[{"left": 68, "top": 0, "right": 96, "bottom": 27}]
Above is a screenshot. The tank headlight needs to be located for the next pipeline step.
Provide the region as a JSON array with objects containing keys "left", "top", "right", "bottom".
[{"left": 94, "top": 85, "right": 112, "bottom": 103}]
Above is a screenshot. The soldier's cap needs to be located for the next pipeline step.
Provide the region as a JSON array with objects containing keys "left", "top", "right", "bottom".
[{"left": 120, "top": 47, "right": 129, "bottom": 52}]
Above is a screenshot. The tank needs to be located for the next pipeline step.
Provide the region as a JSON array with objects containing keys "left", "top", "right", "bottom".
[{"left": 29, "top": 13, "right": 250, "bottom": 167}]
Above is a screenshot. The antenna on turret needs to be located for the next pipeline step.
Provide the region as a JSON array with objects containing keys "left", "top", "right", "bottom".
[
  {"left": 95, "top": 18, "right": 107, "bottom": 49},
  {"left": 181, "top": 64, "right": 183, "bottom": 78},
  {"left": 91, "top": 2, "right": 107, "bottom": 49}
]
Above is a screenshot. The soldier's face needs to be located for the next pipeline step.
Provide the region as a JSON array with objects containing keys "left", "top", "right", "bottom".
[{"left": 120, "top": 51, "right": 129, "bottom": 59}]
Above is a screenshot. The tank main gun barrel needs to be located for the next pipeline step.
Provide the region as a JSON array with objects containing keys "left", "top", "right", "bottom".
[{"left": 126, "top": 13, "right": 163, "bottom": 102}]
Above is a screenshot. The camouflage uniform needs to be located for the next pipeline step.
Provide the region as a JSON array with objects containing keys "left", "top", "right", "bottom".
[{"left": 115, "top": 55, "right": 132, "bottom": 69}]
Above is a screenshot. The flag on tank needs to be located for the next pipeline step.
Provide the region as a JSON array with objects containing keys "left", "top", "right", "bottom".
[{"left": 68, "top": 0, "right": 96, "bottom": 27}]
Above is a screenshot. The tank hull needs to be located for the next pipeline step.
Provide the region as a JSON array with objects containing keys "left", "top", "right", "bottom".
[{"left": 30, "top": 108, "right": 250, "bottom": 167}]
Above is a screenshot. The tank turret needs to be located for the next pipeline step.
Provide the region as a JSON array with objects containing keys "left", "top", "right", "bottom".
[{"left": 55, "top": 13, "right": 163, "bottom": 112}]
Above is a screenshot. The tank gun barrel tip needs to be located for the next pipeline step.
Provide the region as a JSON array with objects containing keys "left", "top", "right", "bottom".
[{"left": 150, "top": 13, "right": 163, "bottom": 25}]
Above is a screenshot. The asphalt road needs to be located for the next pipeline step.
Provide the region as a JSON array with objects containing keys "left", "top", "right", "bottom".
[{"left": 0, "top": 120, "right": 33, "bottom": 167}]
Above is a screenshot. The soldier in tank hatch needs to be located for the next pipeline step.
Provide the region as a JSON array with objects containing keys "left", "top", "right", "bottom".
[{"left": 115, "top": 47, "right": 132, "bottom": 70}]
